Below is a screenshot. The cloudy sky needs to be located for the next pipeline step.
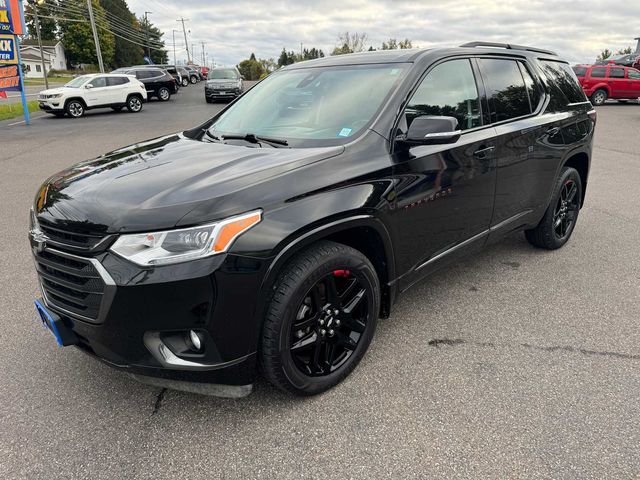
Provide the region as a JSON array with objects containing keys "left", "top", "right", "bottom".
[{"left": 127, "top": 0, "right": 640, "bottom": 66}]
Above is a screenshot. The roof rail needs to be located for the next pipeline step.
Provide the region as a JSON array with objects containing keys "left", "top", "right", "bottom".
[{"left": 460, "top": 41, "right": 557, "bottom": 56}]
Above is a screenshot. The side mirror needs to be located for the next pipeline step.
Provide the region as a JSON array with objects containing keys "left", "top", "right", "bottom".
[
  {"left": 241, "top": 75, "right": 246, "bottom": 81},
  {"left": 85, "top": 84, "right": 94, "bottom": 89},
  {"left": 403, "top": 115, "right": 461, "bottom": 145}
]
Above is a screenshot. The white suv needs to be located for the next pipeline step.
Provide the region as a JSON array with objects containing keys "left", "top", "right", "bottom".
[{"left": 38, "top": 73, "right": 147, "bottom": 118}]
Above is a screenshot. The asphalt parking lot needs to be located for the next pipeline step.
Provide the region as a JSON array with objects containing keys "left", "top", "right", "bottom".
[{"left": 1, "top": 84, "right": 639, "bottom": 479}]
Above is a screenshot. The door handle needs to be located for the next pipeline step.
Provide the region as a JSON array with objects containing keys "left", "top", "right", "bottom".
[
  {"left": 546, "top": 127, "right": 561, "bottom": 136},
  {"left": 473, "top": 145, "right": 495, "bottom": 158}
]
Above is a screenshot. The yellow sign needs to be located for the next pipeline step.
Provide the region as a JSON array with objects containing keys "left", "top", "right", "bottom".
[{"left": 0, "top": 33, "right": 17, "bottom": 64}]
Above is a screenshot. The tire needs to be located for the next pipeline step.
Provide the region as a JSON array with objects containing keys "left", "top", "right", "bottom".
[
  {"left": 181, "top": 78, "right": 189, "bottom": 87},
  {"left": 591, "top": 89, "right": 607, "bottom": 106},
  {"left": 126, "top": 95, "right": 143, "bottom": 113},
  {"left": 65, "top": 99, "right": 85, "bottom": 118},
  {"left": 111, "top": 106, "right": 123, "bottom": 112},
  {"left": 190, "top": 75, "right": 198, "bottom": 84},
  {"left": 260, "top": 241, "right": 380, "bottom": 396},
  {"left": 205, "top": 97, "right": 214, "bottom": 104},
  {"left": 49, "top": 111, "right": 65, "bottom": 117},
  {"left": 525, "top": 166, "right": 582, "bottom": 250},
  {"left": 157, "top": 87, "right": 171, "bottom": 102}
]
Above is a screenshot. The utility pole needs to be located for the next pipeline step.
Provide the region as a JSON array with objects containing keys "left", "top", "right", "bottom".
[
  {"left": 177, "top": 18, "right": 191, "bottom": 63},
  {"left": 86, "top": 0, "right": 104, "bottom": 73},
  {"left": 30, "top": 0, "right": 48, "bottom": 89},
  {"left": 144, "top": 11, "right": 152, "bottom": 60},
  {"left": 172, "top": 29, "right": 178, "bottom": 65},
  {"left": 201, "top": 42, "right": 205, "bottom": 65}
]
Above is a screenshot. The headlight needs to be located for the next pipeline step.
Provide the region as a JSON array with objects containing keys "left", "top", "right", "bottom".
[
  {"left": 110, "top": 210, "right": 261, "bottom": 266},
  {"left": 50, "top": 93, "right": 63, "bottom": 99}
]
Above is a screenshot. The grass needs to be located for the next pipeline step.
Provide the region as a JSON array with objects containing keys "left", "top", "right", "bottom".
[
  {"left": 23, "top": 77, "right": 69, "bottom": 87},
  {"left": 0, "top": 100, "right": 41, "bottom": 121}
]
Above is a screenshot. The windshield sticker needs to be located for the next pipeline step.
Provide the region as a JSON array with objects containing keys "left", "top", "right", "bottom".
[
  {"left": 390, "top": 68, "right": 400, "bottom": 75},
  {"left": 337, "top": 128, "right": 352, "bottom": 137}
]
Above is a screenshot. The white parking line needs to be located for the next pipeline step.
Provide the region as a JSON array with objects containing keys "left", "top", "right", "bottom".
[{"left": 7, "top": 113, "right": 47, "bottom": 126}]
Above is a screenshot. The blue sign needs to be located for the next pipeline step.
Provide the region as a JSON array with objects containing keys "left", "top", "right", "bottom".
[
  {"left": 143, "top": 56, "right": 154, "bottom": 65},
  {"left": 0, "top": 33, "right": 16, "bottom": 63},
  {"left": 0, "top": 0, "right": 13, "bottom": 33}
]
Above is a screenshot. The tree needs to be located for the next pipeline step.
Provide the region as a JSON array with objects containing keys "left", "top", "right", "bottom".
[
  {"left": 59, "top": 0, "right": 115, "bottom": 67},
  {"left": 99, "top": 0, "right": 144, "bottom": 68},
  {"left": 138, "top": 16, "right": 168, "bottom": 64},
  {"left": 249, "top": 52, "right": 256, "bottom": 61},
  {"left": 381, "top": 38, "right": 413, "bottom": 50},
  {"left": 616, "top": 46, "right": 633, "bottom": 55},
  {"left": 24, "top": 1, "right": 58, "bottom": 41},
  {"left": 596, "top": 49, "right": 612, "bottom": 62},
  {"left": 332, "top": 31, "right": 368, "bottom": 55},
  {"left": 237, "top": 57, "right": 264, "bottom": 80},
  {"left": 277, "top": 47, "right": 294, "bottom": 67}
]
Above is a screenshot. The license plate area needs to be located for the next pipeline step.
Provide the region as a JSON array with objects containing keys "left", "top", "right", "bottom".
[{"left": 34, "top": 299, "right": 78, "bottom": 346}]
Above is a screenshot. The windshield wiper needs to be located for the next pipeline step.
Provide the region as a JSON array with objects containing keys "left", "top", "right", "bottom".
[{"left": 221, "top": 133, "right": 289, "bottom": 148}]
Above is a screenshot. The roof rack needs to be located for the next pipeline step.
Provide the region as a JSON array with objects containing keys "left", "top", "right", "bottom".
[{"left": 460, "top": 41, "right": 557, "bottom": 56}]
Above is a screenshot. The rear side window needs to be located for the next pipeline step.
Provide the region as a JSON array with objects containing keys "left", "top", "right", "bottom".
[
  {"left": 539, "top": 60, "right": 588, "bottom": 111},
  {"left": 590, "top": 68, "right": 606, "bottom": 78},
  {"left": 629, "top": 69, "right": 640, "bottom": 80},
  {"left": 572, "top": 66, "right": 587, "bottom": 77},
  {"left": 405, "top": 58, "right": 481, "bottom": 131},
  {"left": 609, "top": 68, "right": 625, "bottom": 78},
  {"left": 478, "top": 58, "right": 530, "bottom": 122},
  {"left": 519, "top": 62, "right": 542, "bottom": 112},
  {"left": 106, "top": 76, "right": 128, "bottom": 86}
]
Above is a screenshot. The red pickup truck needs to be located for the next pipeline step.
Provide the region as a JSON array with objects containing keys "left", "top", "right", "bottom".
[{"left": 573, "top": 64, "right": 640, "bottom": 105}]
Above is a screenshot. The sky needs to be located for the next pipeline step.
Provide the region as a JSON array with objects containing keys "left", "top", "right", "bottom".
[{"left": 127, "top": 0, "right": 640, "bottom": 67}]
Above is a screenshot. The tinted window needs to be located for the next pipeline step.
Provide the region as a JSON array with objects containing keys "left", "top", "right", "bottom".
[
  {"left": 572, "top": 66, "right": 587, "bottom": 77},
  {"left": 609, "top": 68, "right": 625, "bottom": 78},
  {"left": 519, "top": 62, "right": 542, "bottom": 112},
  {"left": 629, "top": 69, "right": 640, "bottom": 80},
  {"left": 405, "top": 59, "right": 481, "bottom": 131},
  {"left": 138, "top": 69, "right": 161, "bottom": 79},
  {"left": 208, "top": 69, "right": 239, "bottom": 80},
  {"left": 106, "top": 76, "right": 128, "bottom": 86},
  {"left": 479, "top": 58, "right": 530, "bottom": 122},
  {"left": 539, "top": 60, "right": 588, "bottom": 111},
  {"left": 89, "top": 77, "right": 107, "bottom": 88},
  {"left": 591, "top": 68, "right": 606, "bottom": 78}
]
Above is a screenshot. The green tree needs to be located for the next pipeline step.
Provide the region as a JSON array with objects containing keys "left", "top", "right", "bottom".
[
  {"left": 24, "top": 1, "right": 58, "bottom": 41},
  {"left": 381, "top": 38, "right": 413, "bottom": 50},
  {"left": 616, "top": 46, "right": 633, "bottom": 55},
  {"left": 138, "top": 16, "right": 168, "bottom": 64},
  {"left": 596, "top": 49, "right": 612, "bottom": 62},
  {"left": 237, "top": 58, "right": 264, "bottom": 80},
  {"left": 277, "top": 47, "right": 294, "bottom": 67},
  {"left": 99, "top": 0, "right": 144, "bottom": 67},
  {"left": 59, "top": 0, "right": 115, "bottom": 67}
]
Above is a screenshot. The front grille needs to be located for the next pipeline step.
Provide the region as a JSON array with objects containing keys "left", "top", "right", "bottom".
[
  {"left": 38, "top": 221, "right": 109, "bottom": 252},
  {"left": 34, "top": 249, "right": 108, "bottom": 323}
]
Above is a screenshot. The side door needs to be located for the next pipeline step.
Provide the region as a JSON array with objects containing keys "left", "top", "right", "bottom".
[
  {"left": 390, "top": 58, "right": 497, "bottom": 289},
  {"left": 607, "top": 67, "right": 627, "bottom": 98},
  {"left": 106, "top": 76, "right": 130, "bottom": 104},
  {"left": 628, "top": 68, "right": 640, "bottom": 97},
  {"left": 84, "top": 76, "right": 111, "bottom": 107}
]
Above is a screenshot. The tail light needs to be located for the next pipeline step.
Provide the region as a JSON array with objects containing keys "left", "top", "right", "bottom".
[{"left": 587, "top": 108, "right": 597, "bottom": 125}]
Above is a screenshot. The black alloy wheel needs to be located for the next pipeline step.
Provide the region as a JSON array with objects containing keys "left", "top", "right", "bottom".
[
  {"left": 260, "top": 241, "right": 379, "bottom": 395},
  {"left": 525, "top": 166, "right": 582, "bottom": 249}
]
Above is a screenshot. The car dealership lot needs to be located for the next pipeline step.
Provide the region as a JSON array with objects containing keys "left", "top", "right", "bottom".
[{"left": 1, "top": 85, "right": 640, "bottom": 478}]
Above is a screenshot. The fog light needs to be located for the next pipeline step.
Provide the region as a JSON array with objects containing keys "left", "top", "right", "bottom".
[{"left": 189, "top": 330, "right": 203, "bottom": 351}]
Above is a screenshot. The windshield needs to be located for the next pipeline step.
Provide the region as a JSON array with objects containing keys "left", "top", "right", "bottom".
[
  {"left": 207, "top": 64, "right": 408, "bottom": 147},
  {"left": 208, "top": 69, "right": 239, "bottom": 80},
  {"left": 65, "top": 76, "right": 89, "bottom": 88}
]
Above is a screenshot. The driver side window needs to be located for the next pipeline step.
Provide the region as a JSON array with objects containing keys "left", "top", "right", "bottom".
[
  {"left": 404, "top": 59, "right": 481, "bottom": 132},
  {"left": 89, "top": 77, "right": 107, "bottom": 88}
]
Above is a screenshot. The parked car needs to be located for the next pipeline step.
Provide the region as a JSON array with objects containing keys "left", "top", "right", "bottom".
[
  {"left": 37, "top": 73, "right": 147, "bottom": 118},
  {"left": 576, "top": 64, "right": 640, "bottom": 105},
  {"left": 29, "top": 42, "right": 594, "bottom": 397},
  {"left": 204, "top": 67, "right": 244, "bottom": 103},
  {"left": 162, "top": 65, "right": 183, "bottom": 87},
  {"left": 183, "top": 65, "right": 201, "bottom": 84},
  {"left": 199, "top": 65, "right": 209, "bottom": 78},
  {"left": 595, "top": 53, "right": 640, "bottom": 67},
  {"left": 112, "top": 66, "right": 178, "bottom": 101},
  {"left": 177, "top": 66, "right": 191, "bottom": 87}
]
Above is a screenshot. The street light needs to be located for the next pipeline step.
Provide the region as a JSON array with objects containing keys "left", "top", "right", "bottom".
[{"left": 29, "top": 0, "right": 48, "bottom": 89}]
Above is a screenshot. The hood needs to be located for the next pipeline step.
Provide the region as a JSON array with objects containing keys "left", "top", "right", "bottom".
[
  {"left": 39, "top": 87, "right": 67, "bottom": 96},
  {"left": 34, "top": 134, "right": 344, "bottom": 233}
]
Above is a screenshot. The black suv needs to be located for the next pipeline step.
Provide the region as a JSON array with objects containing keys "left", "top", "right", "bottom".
[
  {"left": 112, "top": 66, "right": 178, "bottom": 101},
  {"left": 29, "top": 42, "right": 594, "bottom": 398}
]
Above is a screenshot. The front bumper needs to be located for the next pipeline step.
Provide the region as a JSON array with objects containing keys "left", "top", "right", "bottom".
[
  {"left": 205, "top": 87, "right": 241, "bottom": 99},
  {"left": 38, "top": 99, "right": 63, "bottom": 111},
  {"left": 31, "top": 239, "right": 271, "bottom": 390}
]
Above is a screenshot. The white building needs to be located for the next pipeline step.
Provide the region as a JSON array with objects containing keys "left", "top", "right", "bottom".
[{"left": 19, "top": 40, "right": 67, "bottom": 78}]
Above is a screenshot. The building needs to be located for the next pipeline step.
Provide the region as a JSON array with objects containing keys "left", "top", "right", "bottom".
[{"left": 19, "top": 40, "right": 67, "bottom": 78}]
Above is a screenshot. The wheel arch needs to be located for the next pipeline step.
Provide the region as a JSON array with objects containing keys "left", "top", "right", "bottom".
[
  {"left": 258, "top": 215, "right": 396, "bottom": 321},
  {"left": 64, "top": 97, "right": 86, "bottom": 108},
  {"left": 563, "top": 151, "right": 590, "bottom": 207}
]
